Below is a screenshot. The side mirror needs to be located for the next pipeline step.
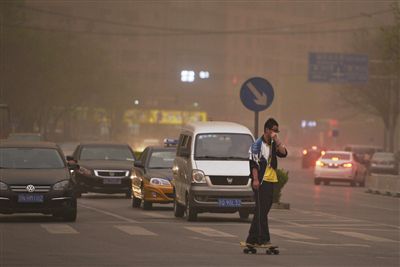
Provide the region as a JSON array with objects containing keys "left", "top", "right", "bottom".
[{"left": 134, "top": 161, "right": 144, "bottom": 168}]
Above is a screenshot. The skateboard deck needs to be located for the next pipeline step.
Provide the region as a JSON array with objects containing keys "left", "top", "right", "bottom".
[{"left": 240, "top": 241, "right": 279, "bottom": 255}]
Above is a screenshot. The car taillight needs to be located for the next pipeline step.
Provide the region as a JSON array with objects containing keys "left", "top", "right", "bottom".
[
  {"left": 342, "top": 163, "right": 352, "bottom": 168},
  {"left": 316, "top": 160, "right": 325, "bottom": 167},
  {"left": 321, "top": 151, "right": 326, "bottom": 156},
  {"left": 303, "top": 149, "right": 308, "bottom": 155}
]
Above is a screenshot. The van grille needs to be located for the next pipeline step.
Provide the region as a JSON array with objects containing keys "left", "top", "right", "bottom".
[{"left": 209, "top": 176, "right": 249, "bottom": 186}]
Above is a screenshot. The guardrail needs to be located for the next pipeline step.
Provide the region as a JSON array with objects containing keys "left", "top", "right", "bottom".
[{"left": 366, "top": 174, "right": 400, "bottom": 197}]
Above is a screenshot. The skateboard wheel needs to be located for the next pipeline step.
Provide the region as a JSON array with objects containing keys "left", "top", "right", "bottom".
[{"left": 243, "top": 248, "right": 250, "bottom": 254}]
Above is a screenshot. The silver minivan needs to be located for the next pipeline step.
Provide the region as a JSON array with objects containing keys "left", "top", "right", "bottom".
[{"left": 172, "top": 121, "right": 255, "bottom": 221}]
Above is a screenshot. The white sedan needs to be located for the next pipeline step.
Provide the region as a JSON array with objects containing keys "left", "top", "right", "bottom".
[{"left": 314, "top": 151, "right": 367, "bottom": 187}]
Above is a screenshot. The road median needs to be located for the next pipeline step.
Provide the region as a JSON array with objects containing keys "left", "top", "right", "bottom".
[{"left": 366, "top": 173, "right": 400, "bottom": 197}]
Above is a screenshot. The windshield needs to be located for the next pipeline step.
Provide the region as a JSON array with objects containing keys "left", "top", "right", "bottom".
[
  {"left": 79, "top": 146, "right": 135, "bottom": 161},
  {"left": 372, "top": 153, "right": 395, "bottom": 160},
  {"left": 0, "top": 148, "right": 65, "bottom": 169},
  {"left": 322, "top": 153, "right": 351, "bottom": 161},
  {"left": 194, "top": 133, "right": 252, "bottom": 160},
  {"left": 148, "top": 151, "right": 175, "bottom": 169}
]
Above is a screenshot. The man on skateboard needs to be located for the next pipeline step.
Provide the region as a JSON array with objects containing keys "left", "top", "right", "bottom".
[{"left": 245, "top": 118, "right": 287, "bottom": 246}]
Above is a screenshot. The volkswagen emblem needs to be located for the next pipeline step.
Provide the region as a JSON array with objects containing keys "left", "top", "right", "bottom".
[
  {"left": 26, "top": 184, "right": 35, "bottom": 193},
  {"left": 226, "top": 177, "right": 233, "bottom": 185}
]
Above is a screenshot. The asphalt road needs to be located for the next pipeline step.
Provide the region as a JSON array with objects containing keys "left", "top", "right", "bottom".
[{"left": 1, "top": 158, "right": 399, "bottom": 267}]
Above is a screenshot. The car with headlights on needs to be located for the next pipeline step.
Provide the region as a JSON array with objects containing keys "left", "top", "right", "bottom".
[
  {"left": 314, "top": 151, "right": 367, "bottom": 186},
  {"left": 0, "top": 141, "right": 78, "bottom": 221},
  {"left": 68, "top": 142, "right": 136, "bottom": 197},
  {"left": 369, "top": 152, "right": 399, "bottom": 175},
  {"left": 302, "top": 145, "right": 326, "bottom": 168},
  {"left": 131, "top": 146, "right": 176, "bottom": 210}
]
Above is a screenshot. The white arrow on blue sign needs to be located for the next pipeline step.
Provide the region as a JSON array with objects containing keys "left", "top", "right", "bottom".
[{"left": 240, "top": 77, "right": 274, "bottom": 112}]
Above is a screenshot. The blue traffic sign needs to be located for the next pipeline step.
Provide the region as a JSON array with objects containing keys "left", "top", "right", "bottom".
[
  {"left": 240, "top": 77, "right": 274, "bottom": 112},
  {"left": 308, "top": 52, "right": 368, "bottom": 83}
]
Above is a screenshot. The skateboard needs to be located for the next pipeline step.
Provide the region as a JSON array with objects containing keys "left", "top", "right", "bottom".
[{"left": 239, "top": 241, "right": 279, "bottom": 255}]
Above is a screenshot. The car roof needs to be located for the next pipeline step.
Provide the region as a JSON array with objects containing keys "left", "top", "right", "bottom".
[
  {"left": 0, "top": 141, "right": 59, "bottom": 149},
  {"left": 344, "top": 144, "right": 383, "bottom": 149},
  {"left": 373, "top": 152, "right": 395, "bottom": 157},
  {"left": 78, "top": 141, "right": 131, "bottom": 147},
  {"left": 182, "top": 121, "right": 253, "bottom": 135},
  {"left": 324, "top": 150, "right": 352, "bottom": 155}
]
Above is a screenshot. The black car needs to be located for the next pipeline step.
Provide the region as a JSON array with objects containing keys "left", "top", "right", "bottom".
[
  {"left": 302, "top": 146, "right": 325, "bottom": 168},
  {"left": 0, "top": 141, "right": 78, "bottom": 221},
  {"left": 69, "top": 142, "right": 136, "bottom": 197}
]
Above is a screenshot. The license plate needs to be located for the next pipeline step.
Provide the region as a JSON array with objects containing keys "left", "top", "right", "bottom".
[
  {"left": 103, "top": 178, "right": 121, "bottom": 185},
  {"left": 218, "top": 198, "right": 241, "bottom": 207},
  {"left": 18, "top": 194, "right": 44, "bottom": 203}
]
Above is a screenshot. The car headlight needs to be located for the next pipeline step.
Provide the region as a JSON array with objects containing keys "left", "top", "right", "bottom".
[
  {"left": 192, "top": 169, "right": 206, "bottom": 184},
  {"left": 150, "top": 178, "right": 171, "bottom": 186},
  {"left": 78, "top": 166, "right": 92, "bottom": 176},
  {"left": 53, "top": 180, "right": 70, "bottom": 191},
  {"left": 0, "top": 181, "right": 8, "bottom": 191}
]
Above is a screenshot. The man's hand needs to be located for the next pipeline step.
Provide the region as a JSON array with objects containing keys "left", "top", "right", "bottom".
[
  {"left": 271, "top": 132, "right": 279, "bottom": 142},
  {"left": 252, "top": 178, "right": 260, "bottom": 190}
]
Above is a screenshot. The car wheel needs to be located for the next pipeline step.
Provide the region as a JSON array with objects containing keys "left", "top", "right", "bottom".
[
  {"left": 62, "top": 199, "right": 77, "bottom": 222},
  {"left": 314, "top": 178, "right": 321, "bottom": 185},
  {"left": 62, "top": 208, "right": 77, "bottom": 222},
  {"left": 185, "top": 195, "right": 197, "bottom": 222},
  {"left": 239, "top": 210, "right": 250, "bottom": 220},
  {"left": 143, "top": 200, "right": 152, "bottom": 210},
  {"left": 173, "top": 198, "right": 185, "bottom": 218},
  {"left": 132, "top": 196, "right": 141, "bottom": 208}
]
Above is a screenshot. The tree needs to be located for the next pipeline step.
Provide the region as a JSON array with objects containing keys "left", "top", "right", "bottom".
[
  {"left": 336, "top": 3, "right": 400, "bottom": 152},
  {"left": 1, "top": 1, "right": 114, "bottom": 140}
]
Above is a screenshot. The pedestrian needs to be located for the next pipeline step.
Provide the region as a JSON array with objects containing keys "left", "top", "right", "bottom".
[{"left": 245, "top": 118, "right": 287, "bottom": 246}]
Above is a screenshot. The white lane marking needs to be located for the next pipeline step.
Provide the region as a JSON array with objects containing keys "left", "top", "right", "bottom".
[
  {"left": 141, "top": 212, "right": 170, "bottom": 218},
  {"left": 41, "top": 224, "right": 78, "bottom": 234},
  {"left": 114, "top": 225, "right": 157, "bottom": 236},
  {"left": 185, "top": 227, "right": 236, "bottom": 237},
  {"left": 270, "top": 229, "right": 318, "bottom": 240},
  {"left": 307, "top": 224, "right": 379, "bottom": 228},
  {"left": 79, "top": 204, "right": 138, "bottom": 223},
  {"left": 288, "top": 240, "right": 370, "bottom": 248},
  {"left": 293, "top": 208, "right": 400, "bottom": 230},
  {"left": 356, "top": 204, "right": 399, "bottom": 212},
  {"left": 332, "top": 231, "right": 398, "bottom": 242}
]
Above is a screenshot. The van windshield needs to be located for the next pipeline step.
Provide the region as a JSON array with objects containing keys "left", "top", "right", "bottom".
[{"left": 194, "top": 133, "right": 253, "bottom": 160}]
